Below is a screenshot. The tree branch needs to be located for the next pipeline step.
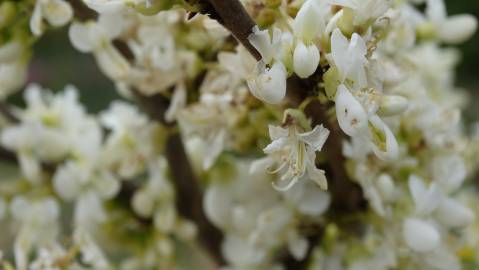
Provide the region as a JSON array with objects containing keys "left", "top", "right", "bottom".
[
  {"left": 202, "top": 0, "right": 261, "bottom": 60},
  {"left": 133, "top": 91, "right": 225, "bottom": 266}
]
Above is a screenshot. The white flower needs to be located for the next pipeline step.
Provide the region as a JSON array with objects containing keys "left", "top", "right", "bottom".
[
  {"left": 435, "top": 198, "right": 474, "bottom": 228},
  {"left": 100, "top": 101, "right": 159, "bottom": 178},
  {"left": 82, "top": 0, "right": 125, "bottom": 13},
  {"left": 293, "top": 40, "right": 320, "bottom": 78},
  {"left": 403, "top": 218, "right": 440, "bottom": 252},
  {"left": 0, "top": 42, "right": 27, "bottom": 99},
  {"left": 327, "top": 0, "right": 391, "bottom": 26},
  {"left": 10, "top": 197, "right": 59, "bottom": 270},
  {"left": 247, "top": 61, "right": 287, "bottom": 104},
  {"left": 259, "top": 123, "right": 330, "bottom": 190},
  {"left": 431, "top": 155, "right": 466, "bottom": 193},
  {"left": 74, "top": 228, "right": 111, "bottom": 269},
  {"left": 284, "top": 179, "right": 331, "bottom": 216},
  {"left": 335, "top": 84, "right": 369, "bottom": 136},
  {"left": 329, "top": 29, "right": 368, "bottom": 89},
  {"left": 426, "top": 0, "right": 477, "bottom": 44},
  {"left": 69, "top": 13, "right": 130, "bottom": 80},
  {"left": 335, "top": 84, "right": 399, "bottom": 160},
  {"left": 1, "top": 84, "right": 101, "bottom": 182},
  {"left": 408, "top": 174, "right": 442, "bottom": 216},
  {"left": 377, "top": 95, "right": 409, "bottom": 116},
  {"left": 248, "top": 26, "right": 282, "bottom": 64},
  {"left": 164, "top": 82, "right": 187, "bottom": 122},
  {"left": 30, "top": 0, "right": 73, "bottom": 36},
  {"left": 293, "top": 0, "right": 325, "bottom": 42}
]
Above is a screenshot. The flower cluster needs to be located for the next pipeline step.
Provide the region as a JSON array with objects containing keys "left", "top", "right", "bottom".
[{"left": 0, "top": 0, "right": 478, "bottom": 269}]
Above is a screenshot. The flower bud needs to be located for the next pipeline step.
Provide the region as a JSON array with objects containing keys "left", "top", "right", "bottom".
[
  {"left": 403, "top": 218, "right": 440, "bottom": 252},
  {"left": 247, "top": 61, "right": 287, "bottom": 104},
  {"left": 293, "top": 0, "right": 322, "bottom": 42},
  {"left": 377, "top": 95, "right": 408, "bottom": 116},
  {"left": 377, "top": 173, "right": 395, "bottom": 202},
  {"left": 293, "top": 41, "right": 320, "bottom": 78},
  {"left": 132, "top": 190, "right": 155, "bottom": 218},
  {"left": 439, "top": 14, "right": 477, "bottom": 44},
  {"left": 368, "top": 115, "right": 399, "bottom": 161},
  {"left": 335, "top": 84, "right": 368, "bottom": 136},
  {"left": 436, "top": 198, "right": 475, "bottom": 228}
]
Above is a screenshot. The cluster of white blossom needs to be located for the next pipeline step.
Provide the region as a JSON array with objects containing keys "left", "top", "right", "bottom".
[{"left": 0, "top": 0, "right": 479, "bottom": 269}]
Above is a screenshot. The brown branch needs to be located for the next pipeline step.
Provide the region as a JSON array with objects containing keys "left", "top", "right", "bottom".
[
  {"left": 66, "top": 0, "right": 98, "bottom": 21},
  {"left": 134, "top": 91, "right": 225, "bottom": 266},
  {"left": 202, "top": 0, "right": 261, "bottom": 60}
]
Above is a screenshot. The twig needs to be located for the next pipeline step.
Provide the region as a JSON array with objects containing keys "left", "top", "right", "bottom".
[
  {"left": 134, "top": 90, "right": 225, "bottom": 266},
  {"left": 202, "top": 0, "right": 261, "bottom": 60}
]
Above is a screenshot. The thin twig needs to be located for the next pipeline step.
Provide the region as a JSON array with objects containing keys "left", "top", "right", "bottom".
[{"left": 203, "top": 0, "right": 261, "bottom": 60}]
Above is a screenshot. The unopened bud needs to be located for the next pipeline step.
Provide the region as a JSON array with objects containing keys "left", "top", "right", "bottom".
[
  {"left": 378, "top": 95, "right": 408, "bottom": 116},
  {"left": 293, "top": 41, "right": 320, "bottom": 78}
]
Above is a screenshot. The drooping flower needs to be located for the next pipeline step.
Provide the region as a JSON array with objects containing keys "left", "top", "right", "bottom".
[
  {"left": 329, "top": 28, "right": 368, "bottom": 90},
  {"left": 253, "top": 119, "right": 330, "bottom": 190},
  {"left": 69, "top": 13, "right": 130, "bottom": 80},
  {"left": 425, "top": 0, "right": 477, "bottom": 44},
  {"left": 247, "top": 61, "right": 287, "bottom": 104},
  {"left": 30, "top": 0, "right": 73, "bottom": 36}
]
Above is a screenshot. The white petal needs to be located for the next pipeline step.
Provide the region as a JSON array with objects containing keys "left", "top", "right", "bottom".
[
  {"left": 248, "top": 26, "right": 274, "bottom": 63},
  {"left": 263, "top": 137, "right": 288, "bottom": 154},
  {"left": 98, "top": 12, "right": 124, "bottom": 39},
  {"left": 247, "top": 61, "right": 287, "bottom": 104},
  {"left": 408, "top": 174, "right": 441, "bottom": 215},
  {"left": 330, "top": 29, "right": 350, "bottom": 80},
  {"left": 377, "top": 173, "right": 395, "bottom": 202},
  {"left": 203, "top": 184, "right": 231, "bottom": 229},
  {"left": 436, "top": 198, "right": 474, "bottom": 228},
  {"left": 18, "top": 153, "right": 43, "bottom": 183},
  {"left": 269, "top": 124, "right": 289, "bottom": 140},
  {"left": 288, "top": 234, "right": 309, "bottom": 260},
  {"left": 95, "top": 44, "right": 130, "bottom": 79},
  {"left": 53, "top": 164, "right": 81, "bottom": 201},
  {"left": 293, "top": 41, "right": 320, "bottom": 78},
  {"left": 165, "top": 82, "right": 187, "bottom": 122},
  {"left": 298, "top": 124, "right": 330, "bottom": 152},
  {"left": 293, "top": 0, "right": 322, "bottom": 41},
  {"left": 403, "top": 218, "right": 440, "bottom": 252},
  {"left": 439, "top": 14, "right": 477, "bottom": 44},
  {"left": 368, "top": 115, "right": 399, "bottom": 161},
  {"left": 432, "top": 155, "right": 466, "bottom": 193},
  {"left": 306, "top": 163, "right": 328, "bottom": 190},
  {"left": 285, "top": 180, "right": 331, "bottom": 216},
  {"left": 377, "top": 95, "right": 409, "bottom": 117},
  {"left": 69, "top": 23, "right": 95, "bottom": 52},
  {"left": 43, "top": 0, "right": 73, "bottom": 27},
  {"left": 132, "top": 190, "right": 155, "bottom": 218},
  {"left": 335, "top": 84, "right": 368, "bottom": 136},
  {"left": 83, "top": 0, "right": 124, "bottom": 13},
  {"left": 153, "top": 205, "right": 176, "bottom": 233},
  {"left": 202, "top": 129, "right": 225, "bottom": 170},
  {"left": 30, "top": 0, "right": 44, "bottom": 36}
]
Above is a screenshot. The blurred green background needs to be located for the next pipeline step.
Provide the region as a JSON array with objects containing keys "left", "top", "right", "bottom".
[{"left": 24, "top": 1, "right": 479, "bottom": 122}]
